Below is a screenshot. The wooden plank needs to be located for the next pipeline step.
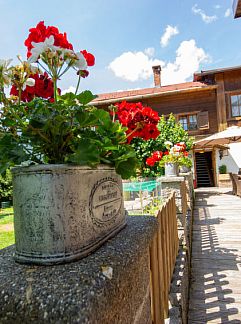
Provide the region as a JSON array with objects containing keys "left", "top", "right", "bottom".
[
  {"left": 169, "top": 197, "right": 175, "bottom": 270},
  {"left": 150, "top": 235, "right": 163, "bottom": 324},
  {"left": 167, "top": 200, "right": 173, "bottom": 282},
  {"left": 160, "top": 205, "right": 169, "bottom": 316},
  {"left": 156, "top": 214, "right": 165, "bottom": 321},
  {"left": 189, "top": 188, "right": 241, "bottom": 323},
  {"left": 172, "top": 195, "right": 179, "bottom": 257},
  {"left": 164, "top": 204, "right": 171, "bottom": 288},
  {"left": 215, "top": 73, "right": 228, "bottom": 131}
]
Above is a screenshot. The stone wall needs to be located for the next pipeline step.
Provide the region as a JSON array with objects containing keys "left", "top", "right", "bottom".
[{"left": 0, "top": 217, "right": 158, "bottom": 324}]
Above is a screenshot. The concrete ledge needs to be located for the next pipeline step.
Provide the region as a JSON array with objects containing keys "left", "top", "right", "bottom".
[
  {"left": 159, "top": 176, "right": 185, "bottom": 183},
  {"left": 0, "top": 216, "right": 158, "bottom": 324}
]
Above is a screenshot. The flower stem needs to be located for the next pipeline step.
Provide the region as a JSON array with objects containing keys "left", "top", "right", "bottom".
[
  {"left": 18, "top": 88, "right": 22, "bottom": 105},
  {"left": 126, "top": 124, "right": 141, "bottom": 140},
  {"left": 28, "top": 125, "right": 51, "bottom": 143},
  {"left": 37, "top": 61, "right": 50, "bottom": 75},
  {"left": 58, "top": 65, "right": 71, "bottom": 78},
  {"left": 75, "top": 74, "right": 81, "bottom": 95},
  {"left": 53, "top": 77, "right": 57, "bottom": 102}
]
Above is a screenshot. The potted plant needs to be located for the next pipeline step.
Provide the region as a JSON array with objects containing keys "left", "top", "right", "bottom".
[
  {"left": 179, "top": 155, "right": 193, "bottom": 173},
  {"left": 0, "top": 22, "right": 140, "bottom": 264},
  {"left": 161, "top": 142, "right": 187, "bottom": 176},
  {"left": 219, "top": 164, "right": 227, "bottom": 174},
  {"left": 145, "top": 141, "right": 192, "bottom": 177},
  {"left": 218, "top": 164, "right": 231, "bottom": 187},
  {"left": 118, "top": 113, "right": 194, "bottom": 179}
]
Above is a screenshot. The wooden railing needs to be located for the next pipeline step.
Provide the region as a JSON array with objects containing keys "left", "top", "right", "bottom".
[
  {"left": 180, "top": 180, "right": 188, "bottom": 219},
  {"left": 150, "top": 192, "right": 179, "bottom": 323},
  {"left": 230, "top": 172, "right": 241, "bottom": 196}
]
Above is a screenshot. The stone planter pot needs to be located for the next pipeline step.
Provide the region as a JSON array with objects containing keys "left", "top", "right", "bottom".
[
  {"left": 164, "top": 163, "right": 179, "bottom": 177},
  {"left": 12, "top": 164, "right": 126, "bottom": 265},
  {"left": 179, "top": 165, "right": 191, "bottom": 173}
]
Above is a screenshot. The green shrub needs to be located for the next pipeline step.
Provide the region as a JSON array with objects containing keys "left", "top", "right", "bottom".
[
  {"left": 0, "top": 169, "right": 13, "bottom": 203},
  {"left": 130, "top": 114, "right": 194, "bottom": 177},
  {"left": 219, "top": 164, "right": 227, "bottom": 174}
]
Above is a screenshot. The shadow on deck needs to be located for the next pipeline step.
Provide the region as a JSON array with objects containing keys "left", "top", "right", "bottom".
[{"left": 189, "top": 188, "right": 241, "bottom": 323}]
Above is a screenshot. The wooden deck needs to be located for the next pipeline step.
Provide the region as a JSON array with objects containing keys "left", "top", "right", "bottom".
[{"left": 189, "top": 188, "right": 241, "bottom": 323}]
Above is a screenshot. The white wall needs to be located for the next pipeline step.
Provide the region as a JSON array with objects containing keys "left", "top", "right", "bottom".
[{"left": 216, "top": 143, "right": 241, "bottom": 174}]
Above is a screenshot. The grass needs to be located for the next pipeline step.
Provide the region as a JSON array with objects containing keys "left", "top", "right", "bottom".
[
  {"left": 0, "top": 207, "right": 14, "bottom": 224},
  {"left": 0, "top": 207, "right": 15, "bottom": 249}
]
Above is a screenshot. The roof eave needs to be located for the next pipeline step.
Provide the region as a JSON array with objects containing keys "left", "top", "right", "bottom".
[
  {"left": 92, "top": 85, "right": 218, "bottom": 106},
  {"left": 194, "top": 65, "right": 241, "bottom": 79}
]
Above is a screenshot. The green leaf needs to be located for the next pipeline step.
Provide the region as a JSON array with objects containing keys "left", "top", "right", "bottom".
[
  {"left": 76, "top": 91, "right": 97, "bottom": 105},
  {"left": 0, "top": 134, "right": 30, "bottom": 174},
  {"left": 68, "top": 139, "right": 100, "bottom": 167},
  {"left": 75, "top": 110, "right": 97, "bottom": 127},
  {"left": 115, "top": 157, "right": 138, "bottom": 179}
]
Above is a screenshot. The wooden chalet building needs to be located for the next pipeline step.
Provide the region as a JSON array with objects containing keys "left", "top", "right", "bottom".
[
  {"left": 233, "top": 0, "right": 241, "bottom": 18},
  {"left": 92, "top": 65, "right": 241, "bottom": 187}
]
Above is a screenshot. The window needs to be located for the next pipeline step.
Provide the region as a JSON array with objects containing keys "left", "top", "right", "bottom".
[
  {"left": 231, "top": 94, "right": 241, "bottom": 117},
  {"left": 179, "top": 114, "right": 198, "bottom": 131}
]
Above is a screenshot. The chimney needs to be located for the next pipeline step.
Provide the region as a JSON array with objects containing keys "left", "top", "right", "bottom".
[{"left": 152, "top": 65, "right": 161, "bottom": 87}]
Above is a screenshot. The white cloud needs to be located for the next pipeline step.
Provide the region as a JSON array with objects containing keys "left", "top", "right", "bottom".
[
  {"left": 161, "top": 39, "right": 210, "bottom": 85},
  {"left": 61, "top": 86, "right": 76, "bottom": 94},
  {"left": 108, "top": 51, "right": 164, "bottom": 82},
  {"left": 224, "top": 8, "right": 231, "bottom": 17},
  {"left": 160, "top": 25, "right": 179, "bottom": 47},
  {"left": 108, "top": 39, "right": 210, "bottom": 86},
  {"left": 192, "top": 4, "right": 217, "bottom": 23},
  {"left": 214, "top": 4, "right": 221, "bottom": 9},
  {"left": 144, "top": 47, "right": 155, "bottom": 57}
]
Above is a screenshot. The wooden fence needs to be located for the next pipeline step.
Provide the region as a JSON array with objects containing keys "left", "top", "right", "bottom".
[
  {"left": 150, "top": 192, "right": 179, "bottom": 323},
  {"left": 180, "top": 181, "right": 188, "bottom": 221}
]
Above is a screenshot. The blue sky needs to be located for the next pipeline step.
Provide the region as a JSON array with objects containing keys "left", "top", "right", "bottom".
[{"left": 0, "top": 0, "right": 240, "bottom": 95}]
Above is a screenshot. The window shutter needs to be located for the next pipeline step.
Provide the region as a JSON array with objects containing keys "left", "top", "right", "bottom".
[{"left": 197, "top": 111, "right": 209, "bottom": 130}]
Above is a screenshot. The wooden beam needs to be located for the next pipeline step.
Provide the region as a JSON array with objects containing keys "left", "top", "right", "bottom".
[
  {"left": 215, "top": 73, "right": 227, "bottom": 131},
  {"left": 212, "top": 149, "right": 218, "bottom": 187}
]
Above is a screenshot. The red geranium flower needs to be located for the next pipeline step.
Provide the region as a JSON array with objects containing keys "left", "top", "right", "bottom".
[
  {"left": 78, "top": 70, "right": 89, "bottom": 78},
  {"left": 152, "top": 151, "right": 163, "bottom": 160},
  {"left": 115, "top": 101, "right": 160, "bottom": 143},
  {"left": 10, "top": 72, "right": 60, "bottom": 102},
  {"left": 146, "top": 150, "right": 163, "bottom": 167},
  {"left": 24, "top": 21, "right": 73, "bottom": 58},
  {"left": 146, "top": 157, "right": 156, "bottom": 167},
  {"left": 175, "top": 142, "right": 186, "bottom": 152},
  {"left": 81, "top": 50, "right": 95, "bottom": 66}
]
